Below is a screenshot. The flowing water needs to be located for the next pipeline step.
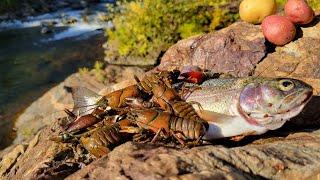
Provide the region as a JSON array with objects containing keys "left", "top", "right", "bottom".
[{"left": 0, "top": 3, "right": 109, "bottom": 148}]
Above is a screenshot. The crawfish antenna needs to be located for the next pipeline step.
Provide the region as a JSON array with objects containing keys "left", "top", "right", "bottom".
[
  {"left": 64, "top": 109, "right": 76, "bottom": 118},
  {"left": 134, "top": 75, "right": 141, "bottom": 83}
]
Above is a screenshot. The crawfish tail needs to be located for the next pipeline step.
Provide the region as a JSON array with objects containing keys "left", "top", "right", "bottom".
[
  {"left": 127, "top": 109, "right": 170, "bottom": 134},
  {"left": 80, "top": 124, "right": 121, "bottom": 158},
  {"left": 170, "top": 101, "right": 209, "bottom": 130},
  {"left": 169, "top": 116, "right": 207, "bottom": 140},
  {"left": 171, "top": 101, "right": 198, "bottom": 120}
]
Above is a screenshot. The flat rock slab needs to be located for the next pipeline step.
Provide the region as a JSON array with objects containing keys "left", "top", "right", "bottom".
[
  {"left": 67, "top": 131, "right": 320, "bottom": 179},
  {"left": 2, "top": 124, "right": 320, "bottom": 179},
  {"left": 0, "top": 125, "right": 91, "bottom": 179},
  {"left": 158, "top": 22, "right": 266, "bottom": 77}
]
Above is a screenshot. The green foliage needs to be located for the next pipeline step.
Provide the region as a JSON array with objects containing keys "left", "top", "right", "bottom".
[
  {"left": 0, "top": 0, "right": 17, "bottom": 13},
  {"left": 106, "top": 0, "right": 239, "bottom": 58},
  {"left": 79, "top": 61, "right": 107, "bottom": 83},
  {"left": 275, "top": 0, "right": 286, "bottom": 7},
  {"left": 93, "top": 61, "right": 106, "bottom": 82},
  {"left": 78, "top": 67, "right": 89, "bottom": 75}
]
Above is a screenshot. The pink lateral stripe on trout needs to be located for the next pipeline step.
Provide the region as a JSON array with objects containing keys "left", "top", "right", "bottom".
[{"left": 185, "top": 77, "right": 313, "bottom": 140}]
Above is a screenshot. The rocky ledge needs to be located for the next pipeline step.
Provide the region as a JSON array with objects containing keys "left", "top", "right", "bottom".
[
  {"left": 0, "top": 15, "right": 320, "bottom": 180},
  {"left": 2, "top": 126, "right": 320, "bottom": 179}
]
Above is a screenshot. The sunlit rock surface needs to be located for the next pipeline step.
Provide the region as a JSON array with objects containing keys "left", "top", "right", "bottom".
[{"left": 157, "top": 22, "right": 266, "bottom": 77}]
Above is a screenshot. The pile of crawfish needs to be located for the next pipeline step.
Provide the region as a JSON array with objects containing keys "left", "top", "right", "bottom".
[{"left": 51, "top": 70, "right": 215, "bottom": 158}]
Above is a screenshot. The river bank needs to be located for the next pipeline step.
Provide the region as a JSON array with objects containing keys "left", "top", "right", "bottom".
[{"left": 0, "top": 1, "right": 111, "bottom": 148}]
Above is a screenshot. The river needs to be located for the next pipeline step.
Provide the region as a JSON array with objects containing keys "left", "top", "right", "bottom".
[{"left": 0, "top": 3, "right": 109, "bottom": 148}]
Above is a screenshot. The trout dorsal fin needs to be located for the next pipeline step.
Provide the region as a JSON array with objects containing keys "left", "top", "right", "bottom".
[{"left": 70, "top": 87, "right": 102, "bottom": 116}]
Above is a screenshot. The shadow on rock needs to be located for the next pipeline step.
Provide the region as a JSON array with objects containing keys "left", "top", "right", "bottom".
[
  {"left": 301, "top": 14, "right": 320, "bottom": 28},
  {"left": 289, "top": 96, "right": 320, "bottom": 127},
  {"left": 294, "top": 26, "right": 304, "bottom": 41}
]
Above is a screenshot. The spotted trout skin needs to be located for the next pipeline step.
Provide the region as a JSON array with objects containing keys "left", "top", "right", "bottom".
[{"left": 185, "top": 77, "right": 313, "bottom": 140}]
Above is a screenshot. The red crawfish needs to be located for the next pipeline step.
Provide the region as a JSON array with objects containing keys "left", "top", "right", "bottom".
[
  {"left": 68, "top": 85, "right": 142, "bottom": 117},
  {"left": 123, "top": 108, "right": 207, "bottom": 145},
  {"left": 63, "top": 108, "right": 110, "bottom": 133},
  {"left": 134, "top": 72, "right": 209, "bottom": 130},
  {"left": 51, "top": 123, "right": 123, "bottom": 158},
  {"left": 63, "top": 70, "right": 181, "bottom": 132},
  {"left": 79, "top": 123, "right": 123, "bottom": 158},
  {"left": 62, "top": 84, "right": 143, "bottom": 132}
]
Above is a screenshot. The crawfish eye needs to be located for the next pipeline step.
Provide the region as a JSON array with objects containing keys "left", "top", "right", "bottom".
[{"left": 279, "top": 79, "right": 294, "bottom": 91}]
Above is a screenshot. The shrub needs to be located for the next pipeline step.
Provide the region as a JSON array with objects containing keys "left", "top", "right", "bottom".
[
  {"left": 79, "top": 61, "right": 106, "bottom": 83},
  {"left": 0, "top": 0, "right": 17, "bottom": 14},
  {"left": 105, "top": 0, "right": 239, "bottom": 61}
]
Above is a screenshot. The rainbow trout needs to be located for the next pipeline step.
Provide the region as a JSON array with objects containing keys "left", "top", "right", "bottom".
[{"left": 185, "top": 77, "right": 313, "bottom": 140}]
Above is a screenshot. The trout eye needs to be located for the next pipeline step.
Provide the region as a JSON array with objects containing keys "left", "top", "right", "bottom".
[{"left": 279, "top": 80, "right": 294, "bottom": 91}]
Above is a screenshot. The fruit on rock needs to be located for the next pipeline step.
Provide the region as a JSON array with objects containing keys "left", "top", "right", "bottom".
[
  {"left": 239, "top": 0, "right": 277, "bottom": 24},
  {"left": 261, "top": 15, "right": 296, "bottom": 46},
  {"left": 284, "top": 0, "right": 315, "bottom": 25}
]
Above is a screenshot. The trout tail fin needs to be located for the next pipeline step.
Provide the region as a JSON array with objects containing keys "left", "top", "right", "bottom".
[{"left": 69, "top": 86, "right": 102, "bottom": 116}]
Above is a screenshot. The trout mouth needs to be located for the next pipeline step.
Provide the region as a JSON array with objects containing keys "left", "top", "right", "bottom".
[
  {"left": 238, "top": 90, "right": 313, "bottom": 129},
  {"left": 301, "top": 91, "right": 313, "bottom": 104},
  {"left": 278, "top": 90, "right": 313, "bottom": 115}
]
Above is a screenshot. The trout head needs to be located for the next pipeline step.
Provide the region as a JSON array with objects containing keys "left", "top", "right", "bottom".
[{"left": 238, "top": 78, "right": 313, "bottom": 130}]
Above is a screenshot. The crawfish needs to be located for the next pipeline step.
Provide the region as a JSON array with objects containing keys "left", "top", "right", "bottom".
[
  {"left": 65, "top": 84, "right": 143, "bottom": 132},
  {"left": 63, "top": 108, "right": 110, "bottom": 133},
  {"left": 80, "top": 123, "right": 123, "bottom": 158},
  {"left": 134, "top": 73, "right": 209, "bottom": 130},
  {"left": 69, "top": 85, "right": 142, "bottom": 118},
  {"left": 124, "top": 109, "right": 207, "bottom": 144},
  {"left": 51, "top": 123, "right": 123, "bottom": 158},
  {"left": 70, "top": 70, "right": 180, "bottom": 114},
  {"left": 102, "top": 70, "right": 180, "bottom": 109},
  {"left": 136, "top": 70, "right": 180, "bottom": 92},
  {"left": 65, "top": 71, "right": 181, "bottom": 131},
  {"left": 103, "top": 85, "right": 142, "bottom": 108}
]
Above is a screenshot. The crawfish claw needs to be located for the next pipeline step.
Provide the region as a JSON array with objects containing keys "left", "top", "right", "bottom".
[
  {"left": 50, "top": 133, "right": 75, "bottom": 143},
  {"left": 125, "top": 97, "right": 153, "bottom": 108}
]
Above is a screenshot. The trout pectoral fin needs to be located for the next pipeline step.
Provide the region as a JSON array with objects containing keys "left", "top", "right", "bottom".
[
  {"left": 197, "top": 110, "right": 237, "bottom": 124},
  {"left": 70, "top": 87, "right": 102, "bottom": 116}
]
